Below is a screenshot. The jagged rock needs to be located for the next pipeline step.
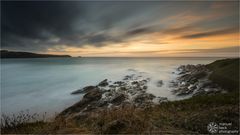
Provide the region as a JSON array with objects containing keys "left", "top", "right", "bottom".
[
  {"left": 188, "top": 84, "right": 197, "bottom": 91},
  {"left": 143, "top": 86, "right": 147, "bottom": 90},
  {"left": 98, "top": 79, "right": 109, "bottom": 87},
  {"left": 157, "top": 97, "right": 168, "bottom": 103},
  {"left": 156, "top": 80, "right": 164, "bottom": 87},
  {"left": 71, "top": 86, "right": 98, "bottom": 94},
  {"left": 131, "top": 81, "right": 139, "bottom": 85},
  {"left": 134, "top": 93, "right": 156, "bottom": 104},
  {"left": 123, "top": 75, "right": 133, "bottom": 80},
  {"left": 59, "top": 89, "right": 102, "bottom": 117},
  {"left": 171, "top": 64, "right": 223, "bottom": 97},
  {"left": 83, "top": 89, "right": 102, "bottom": 101},
  {"left": 176, "top": 87, "right": 193, "bottom": 96},
  {"left": 114, "top": 81, "right": 125, "bottom": 86},
  {"left": 63, "top": 71, "right": 160, "bottom": 119},
  {"left": 111, "top": 94, "right": 127, "bottom": 105}
]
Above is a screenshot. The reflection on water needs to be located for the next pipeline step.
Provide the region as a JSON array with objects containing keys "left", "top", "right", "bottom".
[{"left": 1, "top": 57, "right": 222, "bottom": 116}]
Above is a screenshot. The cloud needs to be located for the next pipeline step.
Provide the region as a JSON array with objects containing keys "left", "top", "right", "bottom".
[
  {"left": 126, "top": 27, "right": 153, "bottom": 36},
  {"left": 180, "top": 27, "right": 238, "bottom": 39},
  {"left": 1, "top": 1, "right": 239, "bottom": 54}
]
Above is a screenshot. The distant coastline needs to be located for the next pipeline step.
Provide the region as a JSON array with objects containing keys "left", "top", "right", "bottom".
[{"left": 0, "top": 50, "right": 72, "bottom": 58}]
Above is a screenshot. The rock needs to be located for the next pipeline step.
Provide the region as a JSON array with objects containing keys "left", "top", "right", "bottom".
[
  {"left": 157, "top": 97, "right": 168, "bottom": 103},
  {"left": 131, "top": 81, "right": 139, "bottom": 85},
  {"left": 71, "top": 86, "right": 98, "bottom": 94},
  {"left": 134, "top": 93, "right": 156, "bottom": 104},
  {"left": 111, "top": 94, "right": 127, "bottom": 105},
  {"left": 109, "top": 85, "right": 116, "bottom": 88},
  {"left": 98, "top": 79, "right": 108, "bottom": 87},
  {"left": 123, "top": 75, "right": 132, "bottom": 80},
  {"left": 169, "top": 81, "right": 178, "bottom": 87},
  {"left": 143, "top": 86, "right": 147, "bottom": 90},
  {"left": 114, "top": 81, "right": 125, "bottom": 86},
  {"left": 82, "top": 104, "right": 98, "bottom": 112},
  {"left": 198, "top": 81, "right": 212, "bottom": 88},
  {"left": 59, "top": 89, "right": 102, "bottom": 117},
  {"left": 83, "top": 89, "right": 102, "bottom": 101},
  {"left": 97, "top": 100, "right": 108, "bottom": 107},
  {"left": 188, "top": 84, "right": 197, "bottom": 91},
  {"left": 176, "top": 87, "right": 193, "bottom": 96},
  {"left": 103, "top": 120, "right": 128, "bottom": 134},
  {"left": 119, "top": 87, "right": 127, "bottom": 91},
  {"left": 156, "top": 80, "right": 163, "bottom": 87}
]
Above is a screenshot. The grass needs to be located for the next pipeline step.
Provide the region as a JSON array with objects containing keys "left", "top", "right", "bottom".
[
  {"left": 1, "top": 58, "right": 239, "bottom": 134},
  {"left": 207, "top": 58, "right": 239, "bottom": 91},
  {"left": 3, "top": 91, "right": 238, "bottom": 134}
]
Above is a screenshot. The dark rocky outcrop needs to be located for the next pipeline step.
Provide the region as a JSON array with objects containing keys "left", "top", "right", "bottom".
[
  {"left": 98, "top": 79, "right": 108, "bottom": 87},
  {"left": 171, "top": 64, "right": 225, "bottom": 96},
  {"left": 71, "top": 86, "right": 98, "bottom": 94},
  {"left": 59, "top": 89, "right": 102, "bottom": 117},
  {"left": 0, "top": 50, "right": 71, "bottom": 58},
  {"left": 60, "top": 70, "right": 168, "bottom": 119},
  {"left": 110, "top": 94, "right": 127, "bottom": 105}
]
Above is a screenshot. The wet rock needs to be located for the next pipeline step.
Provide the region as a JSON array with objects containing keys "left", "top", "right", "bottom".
[
  {"left": 176, "top": 87, "right": 193, "bottom": 96},
  {"left": 83, "top": 89, "right": 102, "bottom": 101},
  {"left": 98, "top": 79, "right": 109, "bottom": 87},
  {"left": 114, "top": 81, "right": 125, "bottom": 86},
  {"left": 119, "top": 87, "right": 127, "bottom": 91},
  {"left": 111, "top": 94, "right": 127, "bottom": 105},
  {"left": 134, "top": 93, "right": 156, "bottom": 104},
  {"left": 156, "top": 80, "right": 164, "bottom": 87},
  {"left": 188, "top": 84, "right": 197, "bottom": 91},
  {"left": 59, "top": 89, "right": 102, "bottom": 117},
  {"left": 157, "top": 97, "right": 168, "bottom": 103},
  {"left": 169, "top": 81, "right": 178, "bottom": 87},
  {"left": 143, "top": 86, "right": 147, "bottom": 90},
  {"left": 123, "top": 75, "right": 133, "bottom": 80},
  {"left": 131, "top": 81, "right": 139, "bottom": 85},
  {"left": 71, "top": 86, "right": 98, "bottom": 94},
  {"left": 109, "top": 85, "right": 116, "bottom": 88}
]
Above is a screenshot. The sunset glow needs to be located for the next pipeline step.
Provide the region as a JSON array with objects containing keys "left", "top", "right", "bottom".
[{"left": 2, "top": 1, "right": 239, "bottom": 57}]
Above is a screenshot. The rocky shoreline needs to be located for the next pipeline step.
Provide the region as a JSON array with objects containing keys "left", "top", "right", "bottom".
[
  {"left": 59, "top": 70, "right": 168, "bottom": 120},
  {"left": 170, "top": 64, "right": 226, "bottom": 96},
  {"left": 59, "top": 64, "right": 227, "bottom": 120}
]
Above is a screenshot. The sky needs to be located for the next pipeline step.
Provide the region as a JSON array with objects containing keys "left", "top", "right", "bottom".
[{"left": 1, "top": 1, "right": 239, "bottom": 57}]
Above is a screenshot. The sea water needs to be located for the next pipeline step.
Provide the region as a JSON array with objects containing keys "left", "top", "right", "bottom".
[{"left": 1, "top": 57, "right": 222, "bottom": 116}]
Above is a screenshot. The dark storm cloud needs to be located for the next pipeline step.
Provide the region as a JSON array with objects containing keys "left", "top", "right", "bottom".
[
  {"left": 1, "top": 1, "right": 84, "bottom": 50},
  {"left": 2, "top": 1, "right": 159, "bottom": 51},
  {"left": 1, "top": 1, "right": 239, "bottom": 52}
]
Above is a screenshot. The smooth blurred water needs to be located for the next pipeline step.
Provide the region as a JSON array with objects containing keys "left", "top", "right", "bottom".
[{"left": 1, "top": 57, "right": 222, "bottom": 116}]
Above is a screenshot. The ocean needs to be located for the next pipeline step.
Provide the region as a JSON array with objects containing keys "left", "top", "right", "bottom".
[{"left": 1, "top": 57, "right": 222, "bottom": 117}]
